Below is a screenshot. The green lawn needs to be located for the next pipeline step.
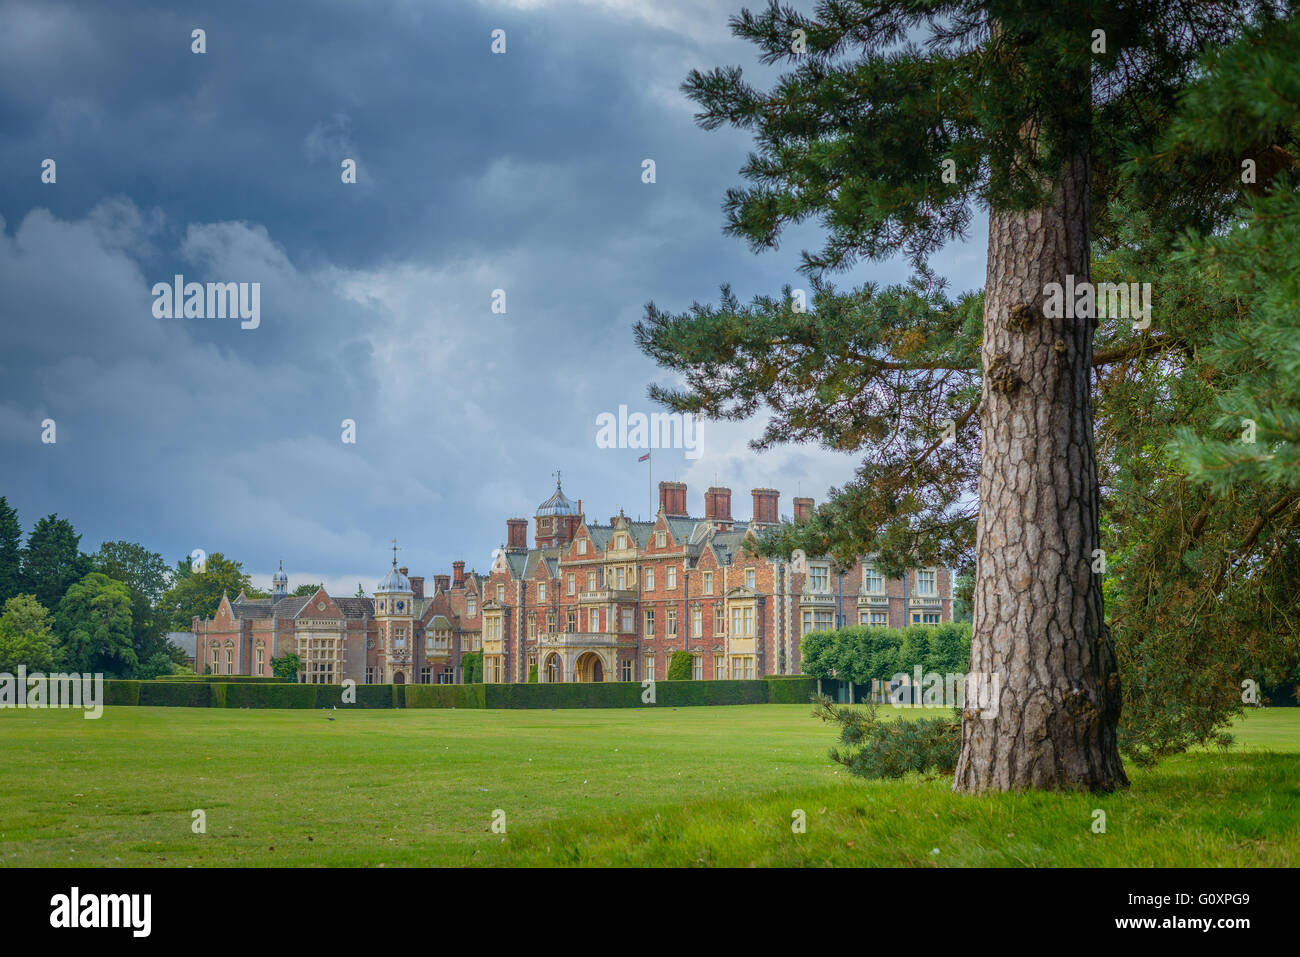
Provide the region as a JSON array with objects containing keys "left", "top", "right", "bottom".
[{"left": 0, "top": 704, "right": 1296, "bottom": 866}]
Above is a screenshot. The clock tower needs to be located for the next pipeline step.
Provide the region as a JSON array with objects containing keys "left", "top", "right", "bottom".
[{"left": 375, "top": 543, "right": 415, "bottom": 684}]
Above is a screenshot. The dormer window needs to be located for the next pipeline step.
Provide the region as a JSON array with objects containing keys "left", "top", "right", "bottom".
[
  {"left": 615, "top": 534, "right": 627, "bottom": 549},
  {"left": 577, "top": 539, "right": 587, "bottom": 555},
  {"left": 656, "top": 531, "right": 666, "bottom": 548}
]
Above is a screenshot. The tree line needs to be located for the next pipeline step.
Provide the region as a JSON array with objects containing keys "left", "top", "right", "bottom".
[{"left": 0, "top": 497, "right": 317, "bottom": 678}]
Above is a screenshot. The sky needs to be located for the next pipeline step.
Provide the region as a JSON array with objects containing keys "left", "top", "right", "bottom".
[{"left": 0, "top": 0, "right": 987, "bottom": 595}]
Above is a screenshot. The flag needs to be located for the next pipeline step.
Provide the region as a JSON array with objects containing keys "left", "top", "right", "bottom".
[{"left": 638, "top": 452, "right": 650, "bottom": 462}]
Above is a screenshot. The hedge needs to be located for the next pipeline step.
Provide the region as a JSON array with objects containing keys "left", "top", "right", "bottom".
[
  {"left": 99, "top": 678, "right": 819, "bottom": 709},
  {"left": 157, "top": 675, "right": 283, "bottom": 683}
]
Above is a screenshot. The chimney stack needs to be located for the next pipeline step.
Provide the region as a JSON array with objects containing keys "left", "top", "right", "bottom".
[
  {"left": 452, "top": 561, "right": 466, "bottom": 588},
  {"left": 409, "top": 576, "right": 424, "bottom": 599},
  {"left": 506, "top": 518, "right": 528, "bottom": 550},
  {"left": 793, "top": 497, "right": 814, "bottom": 522},
  {"left": 433, "top": 574, "right": 450, "bottom": 593},
  {"left": 751, "top": 488, "right": 780, "bottom": 525},
  {"left": 705, "top": 486, "right": 733, "bottom": 525},
  {"left": 659, "top": 481, "right": 688, "bottom": 517}
]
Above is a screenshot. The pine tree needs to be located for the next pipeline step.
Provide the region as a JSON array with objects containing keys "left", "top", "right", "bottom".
[
  {"left": 637, "top": 1, "right": 1290, "bottom": 791},
  {"left": 0, "top": 498, "right": 21, "bottom": 605},
  {"left": 20, "top": 514, "right": 92, "bottom": 614}
]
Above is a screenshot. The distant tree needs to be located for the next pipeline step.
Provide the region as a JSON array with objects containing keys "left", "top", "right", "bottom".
[
  {"left": 0, "top": 594, "right": 58, "bottom": 673},
  {"left": 55, "top": 573, "right": 136, "bottom": 676},
  {"left": 159, "top": 553, "right": 252, "bottom": 630},
  {"left": 293, "top": 583, "right": 323, "bottom": 597},
  {"left": 21, "top": 514, "right": 92, "bottom": 612},
  {"left": 93, "top": 541, "right": 178, "bottom": 670},
  {"left": 0, "top": 498, "right": 22, "bottom": 605},
  {"left": 270, "top": 652, "right": 301, "bottom": 682},
  {"left": 135, "top": 651, "right": 180, "bottom": 680},
  {"left": 355, "top": 583, "right": 367, "bottom": 598}
]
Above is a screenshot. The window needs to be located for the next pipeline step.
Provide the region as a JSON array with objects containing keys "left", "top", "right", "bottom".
[
  {"left": 615, "top": 566, "right": 626, "bottom": 589},
  {"left": 667, "top": 566, "right": 677, "bottom": 590},
  {"left": 643, "top": 654, "right": 654, "bottom": 680},
  {"left": 615, "top": 534, "right": 627, "bottom": 549},
  {"left": 566, "top": 610, "right": 577, "bottom": 633},
  {"left": 467, "top": 596, "right": 477, "bottom": 617},
  {"left": 538, "top": 581, "right": 546, "bottom": 602},
  {"left": 809, "top": 564, "right": 830, "bottom": 593},
  {"left": 255, "top": 645, "right": 265, "bottom": 675},
  {"left": 577, "top": 539, "right": 587, "bottom": 555},
  {"left": 392, "top": 626, "right": 407, "bottom": 650},
  {"left": 713, "top": 654, "right": 724, "bottom": 679},
  {"left": 863, "top": 566, "right": 885, "bottom": 595},
  {"left": 226, "top": 649, "right": 233, "bottom": 673},
  {"left": 666, "top": 607, "right": 677, "bottom": 636},
  {"left": 210, "top": 646, "right": 219, "bottom": 672},
  {"left": 546, "top": 610, "right": 556, "bottom": 632},
  {"left": 440, "top": 667, "right": 454, "bottom": 684},
  {"left": 366, "top": 667, "right": 374, "bottom": 684},
  {"left": 912, "top": 612, "right": 941, "bottom": 625},
  {"left": 645, "top": 568, "right": 655, "bottom": 591},
  {"left": 645, "top": 609, "right": 655, "bottom": 636},
  {"left": 917, "top": 568, "right": 937, "bottom": 596},
  {"left": 420, "top": 666, "right": 431, "bottom": 684},
  {"left": 714, "top": 606, "right": 725, "bottom": 635},
  {"left": 527, "top": 612, "right": 537, "bottom": 638},
  {"left": 802, "top": 609, "right": 834, "bottom": 635},
  {"left": 693, "top": 655, "right": 703, "bottom": 680},
  {"left": 621, "top": 659, "right": 633, "bottom": 681},
  {"left": 656, "top": 531, "right": 666, "bottom": 548},
  {"left": 621, "top": 608, "right": 633, "bottom": 633},
  {"left": 702, "top": 571, "right": 713, "bottom": 594},
  {"left": 307, "top": 638, "right": 335, "bottom": 684},
  {"left": 426, "top": 635, "right": 435, "bottom": 652},
  {"left": 731, "top": 606, "right": 755, "bottom": 637},
  {"left": 745, "top": 567, "right": 756, "bottom": 589},
  {"left": 859, "top": 611, "right": 888, "bottom": 627},
  {"left": 567, "top": 573, "right": 576, "bottom": 595},
  {"left": 496, "top": 584, "right": 505, "bottom": 602},
  {"left": 691, "top": 607, "right": 702, "bottom": 638},
  {"left": 586, "top": 571, "right": 598, "bottom": 592}
]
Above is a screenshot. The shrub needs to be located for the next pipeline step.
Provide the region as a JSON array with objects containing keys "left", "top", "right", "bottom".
[
  {"left": 464, "top": 653, "right": 484, "bottom": 683},
  {"left": 666, "top": 651, "right": 694, "bottom": 680},
  {"left": 527, "top": 664, "right": 538, "bottom": 683},
  {"left": 812, "top": 695, "right": 960, "bottom": 779}
]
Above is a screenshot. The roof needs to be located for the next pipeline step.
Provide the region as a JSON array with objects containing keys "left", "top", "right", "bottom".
[
  {"left": 536, "top": 480, "right": 579, "bottom": 517},
  {"left": 166, "top": 631, "right": 196, "bottom": 656},
  {"left": 378, "top": 564, "right": 411, "bottom": 592}
]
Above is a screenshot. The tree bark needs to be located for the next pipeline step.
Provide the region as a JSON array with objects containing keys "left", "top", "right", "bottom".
[{"left": 953, "top": 153, "right": 1128, "bottom": 792}]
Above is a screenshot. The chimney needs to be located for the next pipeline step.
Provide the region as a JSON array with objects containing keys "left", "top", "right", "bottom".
[
  {"left": 793, "top": 497, "right": 814, "bottom": 522},
  {"left": 452, "top": 561, "right": 466, "bottom": 588},
  {"left": 433, "top": 574, "right": 450, "bottom": 593},
  {"left": 506, "top": 518, "right": 528, "bottom": 550},
  {"left": 659, "top": 481, "right": 688, "bottom": 517},
  {"left": 409, "top": 576, "right": 424, "bottom": 599},
  {"left": 705, "top": 486, "right": 733, "bottom": 524},
  {"left": 751, "top": 488, "right": 780, "bottom": 525}
]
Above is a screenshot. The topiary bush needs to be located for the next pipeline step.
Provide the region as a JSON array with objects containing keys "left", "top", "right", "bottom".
[{"left": 666, "top": 651, "right": 694, "bottom": 680}]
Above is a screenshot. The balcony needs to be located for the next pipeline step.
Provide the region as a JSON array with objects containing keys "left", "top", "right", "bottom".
[
  {"left": 537, "top": 631, "right": 623, "bottom": 648},
  {"left": 577, "top": 589, "right": 639, "bottom": 604}
]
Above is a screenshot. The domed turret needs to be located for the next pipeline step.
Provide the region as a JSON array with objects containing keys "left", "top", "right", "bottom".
[{"left": 272, "top": 560, "right": 288, "bottom": 599}]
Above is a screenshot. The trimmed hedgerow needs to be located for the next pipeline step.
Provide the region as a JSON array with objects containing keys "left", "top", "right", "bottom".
[
  {"left": 156, "top": 675, "right": 282, "bottom": 683},
  {"left": 485, "top": 681, "right": 644, "bottom": 709},
  {"left": 104, "top": 680, "right": 141, "bottom": 706},
  {"left": 765, "top": 677, "right": 818, "bottom": 703},
  {"left": 137, "top": 681, "right": 213, "bottom": 707},
  {"left": 218, "top": 683, "right": 322, "bottom": 709},
  {"left": 403, "top": 686, "right": 486, "bottom": 707}
]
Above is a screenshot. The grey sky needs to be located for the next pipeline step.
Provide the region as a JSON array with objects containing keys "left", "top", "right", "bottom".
[{"left": 0, "top": 0, "right": 986, "bottom": 594}]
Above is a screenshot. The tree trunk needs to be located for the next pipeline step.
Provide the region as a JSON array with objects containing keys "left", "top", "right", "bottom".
[{"left": 953, "top": 153, "right": 1128, "bottom": 792}]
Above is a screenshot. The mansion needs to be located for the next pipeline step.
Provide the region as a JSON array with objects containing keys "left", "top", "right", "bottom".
[{"left": 192, "top": 479, "right": 953, "bottom": 684}]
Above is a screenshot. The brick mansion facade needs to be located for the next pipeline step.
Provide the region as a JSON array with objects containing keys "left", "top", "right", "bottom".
[{"left": 193, "top": 478, "right": 953, "bottom": 684}]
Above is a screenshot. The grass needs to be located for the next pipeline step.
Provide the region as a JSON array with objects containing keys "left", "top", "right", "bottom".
[{"left": 0, "top": 704, "right": 1296, "bottom": 866}]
